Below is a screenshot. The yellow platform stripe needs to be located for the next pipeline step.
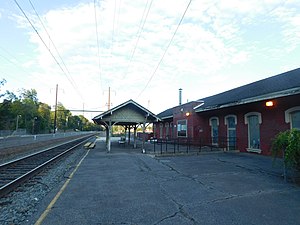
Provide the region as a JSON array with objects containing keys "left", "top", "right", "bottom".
[{"left": 34, "top": 149, "right": 91, "bottom": 225}]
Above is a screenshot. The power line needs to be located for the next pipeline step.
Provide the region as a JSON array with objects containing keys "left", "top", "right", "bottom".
[
  {"left": 122, "top": 0, "right": 153, "bottom": 79},
  {"left": 137, "top": 0, "right": 193, "bottom": 98},
  {"left": 28, "top": 0, "right": 83, "bottom": 102},
  {"left": 94, "top": 0, "right": 103, "bottom": 91},
  {"left": 13, "top": 0, "right": 84, "bottom": 102}
]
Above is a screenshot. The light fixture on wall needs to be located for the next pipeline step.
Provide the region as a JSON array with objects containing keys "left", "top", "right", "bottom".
[
  {"left": 266, "top": 101, "right": 274, "bottom": 107},
  {"left": 185, "top": 112, "right": 190, "bottom": 117}
]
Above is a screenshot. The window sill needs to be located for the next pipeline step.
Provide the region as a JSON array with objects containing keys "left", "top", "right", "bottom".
[{"left": 246, "top": 148, "right": 262, "bottom": 154}]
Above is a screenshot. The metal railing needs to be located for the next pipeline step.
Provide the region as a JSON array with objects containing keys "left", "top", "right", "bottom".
[{"left": 149, "top": 137, "right": 237, "bottom": 154}]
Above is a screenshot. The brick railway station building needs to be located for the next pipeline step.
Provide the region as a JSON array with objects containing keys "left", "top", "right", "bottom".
[{"left": 153, "top": 68, "right": 300, "bottom": 155}]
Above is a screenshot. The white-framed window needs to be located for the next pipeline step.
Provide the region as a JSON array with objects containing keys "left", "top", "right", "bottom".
[
  {"left": 245, "top": 112, "right": 262, "bottom": 152},
  {"left": 285, "top": 106, "right": 300, "bottom": 130},
  {"left": 159, "top": 123, "right": 163, "bottom": 138},
  {"left": 225, "top": 115, "right": 237, "bottom": 150},
  {"left": 209, "top": 117, "right": 219, "bottom": 145},
  {"left": 170, "top": 122, "right": 174, "bottom": 138},
  {"left": 177, "top": 120, "right": 187, "bottom": 137},
  {"left": 165, "top": 122, "right": 169, "bottom": 138}
]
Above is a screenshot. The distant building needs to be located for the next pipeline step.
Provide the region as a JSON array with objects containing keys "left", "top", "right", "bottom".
[{"left": 154, "top": 68, "right": 300, "bottom": 155}]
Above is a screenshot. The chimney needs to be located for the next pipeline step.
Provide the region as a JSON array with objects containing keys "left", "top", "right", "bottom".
[{"left": 179, "top": 88, "right": 182, "bottom": 105}]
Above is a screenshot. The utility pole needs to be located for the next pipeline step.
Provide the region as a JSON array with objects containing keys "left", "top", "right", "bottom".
[
  {"left": 108, "top": 87, "right": 111, "bottom": 110},
  {"left": 104, "top": 87, "right": 116, "bottom": 110},
  {"left": 53, "top": 84, "right": 58, "bottom": 134}
]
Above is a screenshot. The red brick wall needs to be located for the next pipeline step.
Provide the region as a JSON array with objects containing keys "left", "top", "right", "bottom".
[
  {"left": 196, "top": 94, "right": 299, "bottom": 155},
  {"left": 154, "top": 94, "right": 299, "bottom": 155}
]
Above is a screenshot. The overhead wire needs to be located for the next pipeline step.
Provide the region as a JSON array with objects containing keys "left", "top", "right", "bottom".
[
  {"left": 93, "top": 0, "right": 103, "bottom": 91},
  {"left": 28, "top": 0, "right": 84, "bottom": 102},
  {"left": 121, "top": 0, "right": 153, "bottom": 79},
  {"left": 13, "top": 0, "right": 84, "bottom": 102},
  {"left": 0, "top": 46, "right": 56, "bottom": 91},
  {"left": 108, "top": 0, "right": 118, "bottom": 87},
  {"left": 137, "top": 0, "right": 193, "bottom": 99}
]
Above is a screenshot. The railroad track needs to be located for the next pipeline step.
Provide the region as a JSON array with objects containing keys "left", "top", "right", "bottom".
[{"left": 0, "top": 134, "right": 94, "bottom": 198}]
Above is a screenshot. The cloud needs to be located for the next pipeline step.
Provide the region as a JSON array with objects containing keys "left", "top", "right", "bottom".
[{"left": 9, "top": 0, "right": 300, "bottom": 116}]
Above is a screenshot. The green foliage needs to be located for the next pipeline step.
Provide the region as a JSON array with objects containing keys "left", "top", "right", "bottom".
[
  {"left": 1, "top": 87, "right": 99, "bottom": 134},
  {"left": 0, "top": 79, "right": 6, "bottom": 98},
  {"left": 272, "top": 129, "right": 300, "bottom": 170}
]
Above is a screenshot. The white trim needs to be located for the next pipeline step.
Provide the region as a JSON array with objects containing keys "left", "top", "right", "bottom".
[
  {"left": 285, "top": 106, "right": 300, "bottom": 123},
  {"left": 193, "top": 101, "right": 204, "bottom": 110},
  {"left": 209, "top": 117, "right": 219, "bottom": 145},
  {"left": 177, "top": 119, "right": 188, "bottom": 137},
  {"left": 224, "top": 115, "right": 237, "bottom": 125},
  {"left": 225, "top": 115, "right": 237, "bottom": 150},
  {"left": 244, "top": 112, "right": 262, "bottom": 125},
  {"left": 209, "top": 117, "right": 219, "bottom": 126},
  {"left": 195, "top": 87, "right": 300, "bottom": 113},
  {"left": 246, "top": 148, "right": 262, "bottom": 154},
  {"left": 245, "top": 112, "right": 261, "bottom": 152}
]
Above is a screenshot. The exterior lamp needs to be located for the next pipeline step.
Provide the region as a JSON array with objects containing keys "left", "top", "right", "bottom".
[
  {"left": 266, "top": 101, "right": 274, "bottom": 107},
  {"left": 185, "top": 112, "right": 190, "bottom": 117}
]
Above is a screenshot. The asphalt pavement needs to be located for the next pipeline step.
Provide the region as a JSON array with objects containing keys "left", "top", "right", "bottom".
[{"left": 28, "top": 138, "right": 300, "bottom": 225}]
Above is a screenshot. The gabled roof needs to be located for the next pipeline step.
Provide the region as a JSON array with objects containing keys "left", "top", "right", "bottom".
[
  {"left": 195, "top": 67, "right": 300, "bottom": 112},
  {"left": 93, "top": 99, "right": 161, "bottom": 126},
  {"left": 156, "top": 68, "right": 300, "bottom": 118},
  {"left": 157, "top": 107, "right": 173, "bottom": 120}
]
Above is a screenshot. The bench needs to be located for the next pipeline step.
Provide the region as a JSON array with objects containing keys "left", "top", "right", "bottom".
[
  {"left": 89, "top": 143, "right": 96, "bottom": 149},
  {"left": 84, "top": 142, "right": 96, "bottom": 149},
  {"left": 118, "top": 137, "right": 126, "bottom": 146},
  {"left": 84, "top": 142, "right": 92, "bottom": 148}
]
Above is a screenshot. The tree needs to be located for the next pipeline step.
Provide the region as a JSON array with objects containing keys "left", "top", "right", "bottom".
[
  {"left": 68, "top": 115, "right": 82, "bottom": 131},
  {"left": 38, "top": 103, "right": 51, "bottom": 133},
  {"left": 272, "top": 129, "right": 300, "bottom": 181},
  {"left": 0, "top": 99, "right": 13, "bottom": 130},
  {"left": 21, "top": 88, "right": 38, "bottom": 104},
  {"left": 19, "top": 89, "right": 39, "bottom": 134},
  {"left": 50, "top": 103, "right": 72, "bottom": 132},
  {"left": 1, "top": 84, "right": 98, "bottom": 134},
  {"left": 5, "top": 90, "right": 18, "bottom": 101},
  {"left": 0, "top": 79, "right": 6, "bottom": 98}
]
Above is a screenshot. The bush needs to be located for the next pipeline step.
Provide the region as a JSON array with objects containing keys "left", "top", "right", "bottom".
[{"left": 272, "top": 129, "right": 300, "bottom": 170}]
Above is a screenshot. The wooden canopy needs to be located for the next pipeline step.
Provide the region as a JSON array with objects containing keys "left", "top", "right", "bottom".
[{"left": 93, "top": 99, "right": 160, "bottom": 152}]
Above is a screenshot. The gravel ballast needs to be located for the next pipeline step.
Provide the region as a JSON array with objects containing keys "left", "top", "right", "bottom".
[{"left": 0, "top": 146, "right": 88, "bottom": 225}]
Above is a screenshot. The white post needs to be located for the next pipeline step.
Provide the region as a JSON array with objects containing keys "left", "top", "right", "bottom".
[
  {"left": 133, "top": 126, "right": 137, "bottom": 149},
  {"left": 107, "top": 120, "right": 112, "bottom": 153},
  {"left": 142, "top": 121, "right": 146, "bottom": 153},
  {"left": 106, "top": 125, "right": 109, "bottom": 151}
]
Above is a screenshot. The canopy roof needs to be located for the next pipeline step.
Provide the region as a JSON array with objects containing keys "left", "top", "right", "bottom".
[{"left": 93, "top": 99, "right": 161, "bottom": 126}]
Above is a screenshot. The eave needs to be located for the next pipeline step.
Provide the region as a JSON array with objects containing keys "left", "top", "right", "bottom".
[{"left": 195, "top": 87, "right": 300, "bottom": 113}]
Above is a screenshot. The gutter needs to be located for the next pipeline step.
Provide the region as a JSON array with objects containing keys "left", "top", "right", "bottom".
[{"left": 195, "top": 87, "right": 300, "bottom": 113}]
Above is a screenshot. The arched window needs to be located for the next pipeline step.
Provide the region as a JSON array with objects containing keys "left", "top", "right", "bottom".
[
  {"left": 165, "top": 122, "right": 169, "bottom": 138},
  {"left": 225, "top": 115, "right": 237, "bottom": 150},
  {"left": 285, "top": 106, "right": 300, "bottom": 130},
  {"left": 209, "top": 117, "right": 219, "bottom": 145},
  {"left": 177, "top": 120, "right": 187, "bottom": 137},
  {"left": 245, "top": 112, "right": 262, "bottom": 152},
  {"left": 159, "top": 123, "right": 163, "bottom": 139}
]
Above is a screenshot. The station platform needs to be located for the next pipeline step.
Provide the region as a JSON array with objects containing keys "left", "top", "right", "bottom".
[{"left": 28, "top": 138, "right": 300, "bottom": 225}]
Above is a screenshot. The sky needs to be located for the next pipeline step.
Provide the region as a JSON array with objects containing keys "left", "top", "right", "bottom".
[{"left": 0, "top": 0, "right": 300, "bottom": 120}]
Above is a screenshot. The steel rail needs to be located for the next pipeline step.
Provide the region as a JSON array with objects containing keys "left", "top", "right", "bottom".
[{"left": 0, "top": 134, "right": 94, "bottom": 198}]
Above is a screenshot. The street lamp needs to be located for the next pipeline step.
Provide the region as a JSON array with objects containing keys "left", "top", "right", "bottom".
[
  {"left": 16, "top": 115, "right": 21, "bottom": 131},
  {"left": 32, "top": 117, "right": 37, "bottom": 134}
]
